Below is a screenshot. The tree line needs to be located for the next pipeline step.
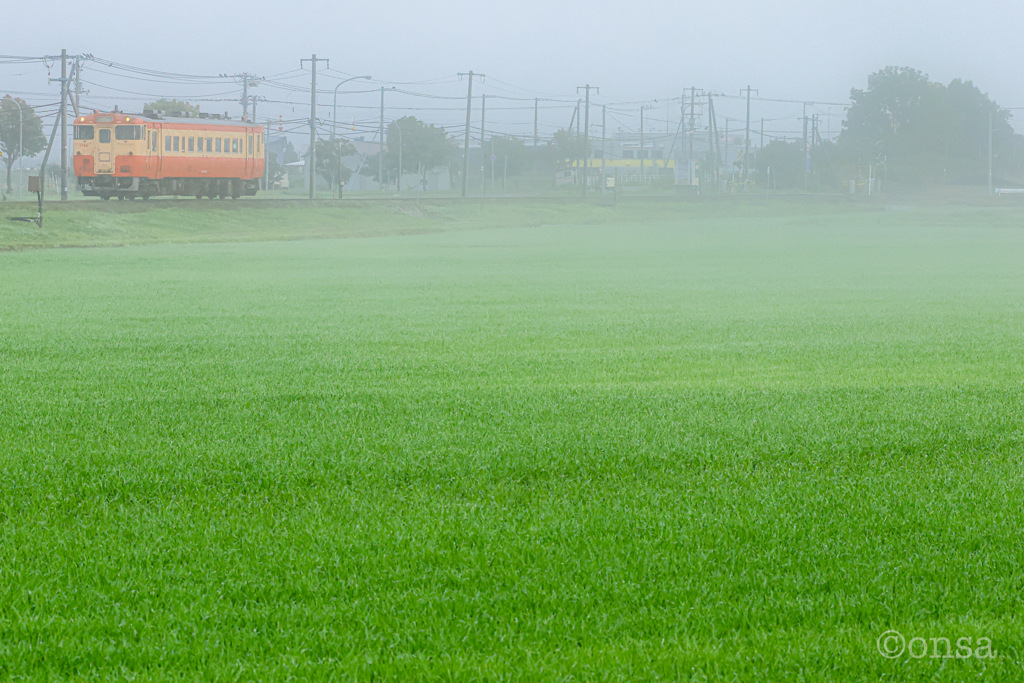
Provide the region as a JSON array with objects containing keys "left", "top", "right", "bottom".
[{"left": 757, "top": 67, "right": 1020, "bottom": 188}]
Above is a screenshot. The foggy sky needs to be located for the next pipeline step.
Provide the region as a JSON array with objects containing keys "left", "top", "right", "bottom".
[{"left": 5, "top": 0, "right": 1024, "bottom": 140}]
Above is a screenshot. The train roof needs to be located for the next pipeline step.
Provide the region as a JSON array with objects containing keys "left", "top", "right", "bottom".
[{"left": 77, "top": 110, "right": 261, "bottom": 129}]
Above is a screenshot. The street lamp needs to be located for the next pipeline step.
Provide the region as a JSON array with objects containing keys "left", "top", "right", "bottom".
[
  {"left": 326, "top": 75, "right": 371, "bottom": 198},
  {"left": 392, "top": 121, "right": 403, "bottom": 193},
  {"left": 332, "top": 75, "right": 372, "bottom": 140},
  {"left": 11, "top": 98, "right": 27, "bottom": 201}
]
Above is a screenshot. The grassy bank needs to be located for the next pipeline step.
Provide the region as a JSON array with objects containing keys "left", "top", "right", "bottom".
[{"left": 2, "top": 194, "right": 1017, "bottom": 251}]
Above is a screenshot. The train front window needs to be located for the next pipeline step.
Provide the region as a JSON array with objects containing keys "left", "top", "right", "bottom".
[
  {"left": 74, "top": 125, "right": 94, "bottom": 140},
  {"left": 98, "top": 129, "right": 111, "bottom": 144},
  {"left": 115, "top": 125, "right": 142, "bottom": 140}
]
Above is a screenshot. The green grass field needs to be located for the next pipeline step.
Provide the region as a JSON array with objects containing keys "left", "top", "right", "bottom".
[{"left": 1, "top": 199, "right": 1023, "bottom": 679}]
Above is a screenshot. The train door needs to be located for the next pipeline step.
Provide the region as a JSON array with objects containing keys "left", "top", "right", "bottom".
[
  {"left": 153, "top": 128, "right": 163, "bottom": 178},
  {"left": 96, "top": 126, "right": 114, "bottom": 174},
  {"left": 246, "top": 131, "right": 254, "bottom": 177},
  {"left": 147, "top": 129, "right": 157, "bottom": 174}
]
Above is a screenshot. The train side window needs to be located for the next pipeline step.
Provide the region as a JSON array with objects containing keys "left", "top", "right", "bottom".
[
  {"left": 173, "top": 137, "right": 179, "bottom": 152},
  {"left": 165, "top": 137, "right": 171, "bottom": 152},
  {"left": 232, "top": 139, "right": 239, "bottom": 154},
  {"left": 248, "top": 136, "right": 253, "bottom": 154},
  {"left": 188, "top": 137, "right": 194, "bottom": 152},
  {"left": 151, "top": 132, "right": 157, "bottom": 151},
  {"left": 223, "top": 138, "right": 229, "bottom": 154},
  {"left": 216, "top": 138, "right": 221, "bottom": 153},
  {"left": 206, "top": 138, "right": 212, "bottom": 153}
]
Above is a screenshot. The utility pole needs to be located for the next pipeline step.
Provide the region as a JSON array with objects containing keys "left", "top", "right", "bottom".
[
  {"left": 396, "top": 123, "right": 402, "bottom": 193},
  {"left": 988, "top": 111, "right": 994, "bottom": 196},
  {"left": 242, "top": 75, "right": 250, "bottom": 120},
  {"left": 458, "top": 71, "right": 482, "bottom": 198},
  {"left": 379, "top": 87, "right": 387, "bottom": 192},
  {"left": 71, "top": 56, "right": 85, "bottom": 118},
  {"left": 688, "top": 87, "right": 696, "bottom": 177},
  {"left": 45, "top": 49, "right": 71, "bottom": 200},
  {"left": 570, "top": 101, "right": 580, "bottom": 182},
  {"left": 812, "top": 115, "right": 820, "bottom": 190},
  {"left": 740, "top": 86, "right": 758, "bottom": 189},
  {"left": 802, "top": 102, "right": 810, "bottom": 190},
  {"left": 480, "top": 93, "right": 486, "bottom": 195},
  {"left": 689, "top": 87, "right": 697, "bottom": 131},
  {"left": 680, "top": 92, "right": 690, "bottom": 186},
  {"left": 222, "top": 72, "right": 263, "bottom": 120},
  {"left": 724, "top": 118, "right": 730, "bottom": 183},
  {"left": 534, "top": 98, "right": 539, "bottom": 147},
  {"left": 266, "top": 117, "right": 274, "bottom": 191},
  {"left": 576, "top": 100, "right": 583, "bottom": 183},
  {"left": 708, "top": 95, "right": 721, "bottom": 191},
  {"left": 59, "top": 50, "right": 68, "bottom": 201},
  {"left": 14, "top": 98, "right": 25, "bottom": 201},
  {"left": 577, "top": 84, "right": 598, "bottom": 194},
  {"left": 640, "top": 105, "right": 645, "bottom": 184},
  {"left": 240, "top": 74, "right": 262, "bottom": 121},
  {"left": 301, "top": 54, "right": 329, "bottom": 199},
  {"left": 601, "top": 104, "right": 607, "bottom": 193}
]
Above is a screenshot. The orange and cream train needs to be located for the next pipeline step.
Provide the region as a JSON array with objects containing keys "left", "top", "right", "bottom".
[{"left": 73, "top": 110, "right": 265, "bottom": 199}]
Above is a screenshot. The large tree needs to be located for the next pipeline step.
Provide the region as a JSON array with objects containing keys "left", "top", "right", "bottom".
[
  {"left": 838, "top": 67, "right": 1016, "bottom": 181},
  {"left": 841, "top": 67, "right": 943, "bottom": 162},
  {"left": 754, "top": 139, "right": 805, "bottom": 188},
  {"left": 314, "top": 138, "right": 356, "bottom": 188},
  {"left": 384, "top": 116, "right": 455, "bottom": 187},
  {"left": 0, "top": 96, "right": 47, "bottom": 194},
  {"left": 546, "top": 128, "right": 586, "bottom": 169},
  {"left": 485, "top": 135, "right": 533, "bottom": 177},
  {"left": 754, "top": 139, "right": 839, "bottom": 189},
  {"left": 942, "top": 79, "right": 1013, "bottom": 161}
]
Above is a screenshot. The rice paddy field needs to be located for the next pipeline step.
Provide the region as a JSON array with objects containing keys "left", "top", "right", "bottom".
[{"left": 1, "top": 198, "right": 1023, "bottom": 680}]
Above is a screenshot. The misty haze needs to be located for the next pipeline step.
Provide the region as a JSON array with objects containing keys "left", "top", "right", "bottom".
[{"left": 1, "top": 1, "right": 1022, "bottom": 679}]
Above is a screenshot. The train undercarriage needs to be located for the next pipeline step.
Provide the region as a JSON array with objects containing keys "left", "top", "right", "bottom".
[{"left": 78, "top": 176, "right": 260, "bottom": 200}]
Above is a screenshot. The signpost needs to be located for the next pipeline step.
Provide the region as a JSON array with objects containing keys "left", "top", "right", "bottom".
[{"left": 9, "top": 176, "right": 43, "bottom": 227}]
